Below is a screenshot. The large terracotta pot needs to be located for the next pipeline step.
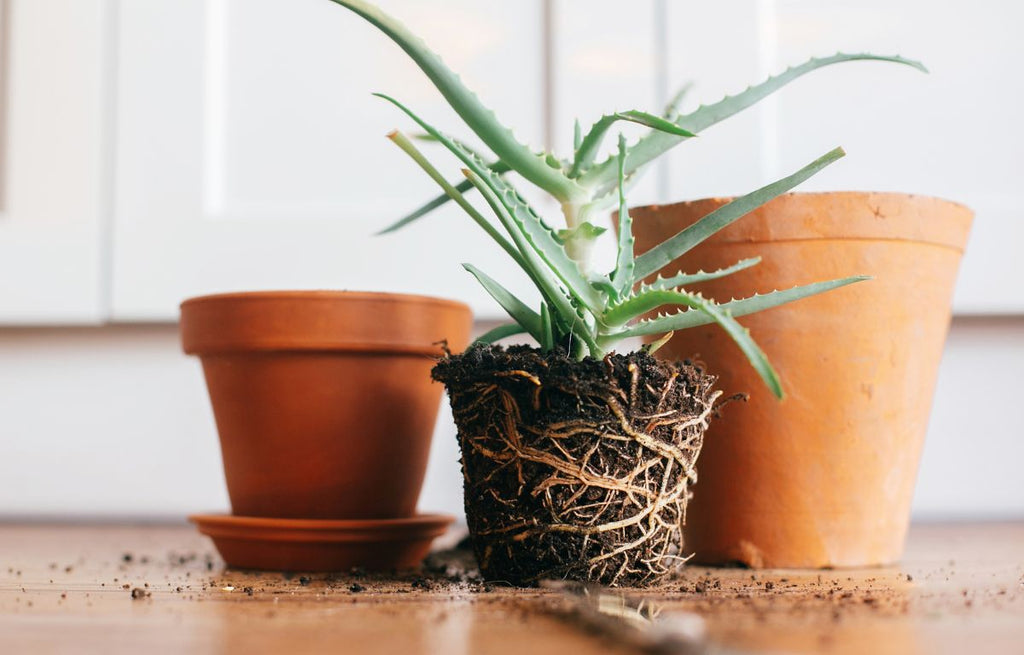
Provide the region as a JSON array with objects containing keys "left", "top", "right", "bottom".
[
  {"left": 181, "top": 291, "right": 472, "bottom": 520},
  {"left": 630, "top": 192, "right": 972, "bottom": 568}
]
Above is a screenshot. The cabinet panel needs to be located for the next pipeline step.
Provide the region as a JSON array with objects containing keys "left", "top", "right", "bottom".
[
  {"left": 656, "top": 0, "right": 1020, "bottom": 314},
  {"left": 0, "top": 0, "right": 108, "bottom": 323},
  {"left": 112, "top": 0, "right": 546, "bottom": 320},
  {"left": 109, "top": 0, "right": 1024, "bottom": 319},
  {"left": 768, "top": 0, "right": 1023, "bottom": 313},
  {"left": 548, "top": 0, "right": 661, "bottom": 274},
  {"left": 663, "top": 0, "right": 766, "bottom": 203}
]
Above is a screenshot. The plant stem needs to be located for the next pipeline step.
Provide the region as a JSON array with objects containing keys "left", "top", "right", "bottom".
[{"left": 561, "top": 202, "right": 595, "bottom": 276}]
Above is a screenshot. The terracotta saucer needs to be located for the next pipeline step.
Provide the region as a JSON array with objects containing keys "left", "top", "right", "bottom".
[{"left": 189, "top": 513, "right": 455, "bottom": 572}]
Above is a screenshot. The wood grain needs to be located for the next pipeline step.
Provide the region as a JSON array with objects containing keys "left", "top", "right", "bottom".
[{"left": 1, "top": 522, "right": 1021, "bottom": 654}]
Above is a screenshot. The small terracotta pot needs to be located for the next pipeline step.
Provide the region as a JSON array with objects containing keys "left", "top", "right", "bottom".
[
  {"left": 630, "top": 192, "right": 972, "bottom": 568},
  {"left": 181, "top": 291, "right": 472, "bottom": 520}
]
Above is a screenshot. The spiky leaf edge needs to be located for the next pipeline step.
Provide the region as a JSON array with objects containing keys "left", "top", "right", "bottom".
[
  {"left": 328, "top": 0, "right": 585, "bottom": 202},
  {"left": 579, "top": 53, "right": 926, "bottom": 195},
  {"left": 632, "top": 147, "right": 845, "bottom": 282}
]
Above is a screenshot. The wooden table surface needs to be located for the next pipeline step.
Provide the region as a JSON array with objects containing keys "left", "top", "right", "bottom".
[{"left": 1, "top": 521, "right": 1021, "bottom": 654}]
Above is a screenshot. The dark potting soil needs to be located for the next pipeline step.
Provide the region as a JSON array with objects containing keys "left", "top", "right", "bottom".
[{"left": 433, "top": 344, "right": 720, "bottom": 587}]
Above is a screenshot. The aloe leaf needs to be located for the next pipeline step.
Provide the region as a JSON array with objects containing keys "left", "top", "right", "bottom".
[
  {"left": 643, "top": 330, "right": 675, "bottom": 355},
  {"left": 387, "top": 130, "right": 575, "bottom": 325},
  {"left": 539, "top": 304, "right": 554, "bottom": 351},
  {"left": 662, "top": 83, "right": 693, "bottom": 120},
  {"left": 557, "top": 222, "right": 607, "bottom": 243},
  {"left": 328, "top": 0, "right": 584, "bottom": 202},
  {"left": 609, "top": 276, "right": 870, "bottom": 340},
  {"left": 570, "top": 110, "right": 695, "bottom": 178},
  {"left": 472, "top": 169, "right": 606, "bottom": 314},
  {"left": 475, "top": 323, "right": 527, "bottom": 345},
  {"left": 579, "top": 53, "right": 926, "bottom": 193},
  {"left": 603, "top": 289, "right": 702, "bottom": 328},
  {"left": 461, "top": 167, "right": 574, "bottom": 315},
  {"left": 463, "top": 167, "right": 601, "bottom": 356},
  {"left": 412, "top": 133, "right": 510, "bottom": 162},
  {"left": 702, "top": 300, "right": 782, "bottom": 398},
  {"left": 463, "top": 169, "right": 578, "bottom": 328},
  {"left": 374, "top": 92, "right": 606, "bottom": 313},
  {"left": 383, "top": 132, "right": 523, "bottom": 262},
  {"left": 604, "top": 289, "right": 783, "bottom": 397},
  {"left": 463, "top": 264, "right": 543, "bottom": 342},
  {"left": 573, "top": 119, "right": 582, "bottom": 153},
  {"left": 589, "top": 275, "right": 618, "bottom": 300},
  {"left": 377, "top": 160, "right": 513, "bottom": 235},
  {"left": 580, "top": 166, "right": 645, "bottom": 216},
  {"left": 632, "top": 147, "right": 845, "bottom": 281},
  {"left": 610, "top": 135, "right": 635, "bottom": 298},
  {"left": 643, "top": 257, "right": 761, "bottom": 291},
  {"left": 377, "top": 189, "right": 452, "bottom": 235}
]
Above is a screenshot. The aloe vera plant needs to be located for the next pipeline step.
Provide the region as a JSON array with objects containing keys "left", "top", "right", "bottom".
[{"left": 328, "top": 0, "right": 925, "bottom": 398}]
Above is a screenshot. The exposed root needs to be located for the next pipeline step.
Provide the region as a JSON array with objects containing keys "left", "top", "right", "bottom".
[{"left": 433, "top": 345, "right": 719, "bottom": 587}]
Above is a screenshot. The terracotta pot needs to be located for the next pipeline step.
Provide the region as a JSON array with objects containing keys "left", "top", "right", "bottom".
[
  {"left": 630, "top": 192, "right": 972, "bottom": 568},
  {"left": 181, "top": 291, "right": 472, "bottom": 520}
]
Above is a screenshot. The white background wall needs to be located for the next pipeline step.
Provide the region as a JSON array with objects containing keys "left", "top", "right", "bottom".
[
  {"left": 1, "top": 317, "right": 1022, "bottom": 520},
  {"left": 0, "top": 0, "right": 1022, "bottom": 520}
]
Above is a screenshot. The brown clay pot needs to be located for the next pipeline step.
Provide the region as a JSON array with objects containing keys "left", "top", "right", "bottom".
[
  {"left": 630, "top": 192, "right": 972, "bottom": 568},
  {"left": 181, "top": 291, "right": 472, "bottom": 520}
]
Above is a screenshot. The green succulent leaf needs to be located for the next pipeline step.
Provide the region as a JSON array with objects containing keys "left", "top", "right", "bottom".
[
  {"left": 642, "top": 257, "right": 762, "bottom": 292},
  {"left": 374, "top": 92, "right": 606, "bottom": 314},
  {"left": 662, "top": 83, "right": 693, "bottom": 120},
  {"left": 589, "top": 275, "right": 618, "bottom": 300},
  {"left": 328, "top": 0, "right": 584, "bottom": 202},
  {"left": 377, "top": 159, "right": 512, "bottom": 235},
  {"left": 643, "top": 330, "right": 675, "bottom": 355},
  {"left": 462, "top": 167, "right": 598, "bottom": 356},
  {"left": 605, "top": 289, "right": 783, "bottom": 397},
  {"left": 570, "top": 110, "right": 695, "bottom": 178},
  {"left": 331, "top": 3, "right": 909, "bottom": 377},
  {"left": 463, "top": 264, "right": 543, "bottom": 342},
  {"left": 632, "top": 147, "right": 845, "bottom": 282},
  {"left": 703, "top": 301, "right": 782, "bottom": 398},
  {"left": 475, "top": 323, "right": 528, "bottom": 345},
  {"left": 579, "top": 53, "right": 926, "bottom": 194},
  {"left": 610, "top": 134, "right": 635, "bottom": 298},
  {"left": 580, "top": 168, "right": 645, "bottom": 216},
  {"left": 470, "top": 170, "right": 606, "bottom": 314},
  {"left": 539, "top": 303, "right": 554, "bottom": 351},
  {"left": 377, "top": 189, "right": 453, "bottom": 235},
  {"left": 383, "top": 131, "right": 523, "bottom": 263},
  {"left": 609, "top": 276, "right": 870, "bottom": 340},
  {"left": 556, "top": 222, "right": 608, "bottom": 244}
]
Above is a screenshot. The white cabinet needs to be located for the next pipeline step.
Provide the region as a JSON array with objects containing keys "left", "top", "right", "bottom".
[
  {"left": 0, "top": 0, "right": 110, "bottom": 323},
  {"left": 766, "top": 0, "right": 1024, "bottom": 315},
  {"left": 0, "top": 0, "right": 1020, "bottom": 323},
  {"left": 557, "top": 0, "right": 1023, "bottom": 314},
  {"left": 648, "top": 0, "right": 1022, "bottom": 315},
  {"left": 111, "top": 0, "right": 546, "bottom": 321}
]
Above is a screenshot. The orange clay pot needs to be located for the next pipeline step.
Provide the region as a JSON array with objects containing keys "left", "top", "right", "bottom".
[
  {"left": 630, "top": 192, "right": 972, "bottom": 568},
  {"left": 181, "top": 291, "right": 472, "bottom": 520}
]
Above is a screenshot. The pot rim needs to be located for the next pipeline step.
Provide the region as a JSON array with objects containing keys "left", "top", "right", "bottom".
[
  {"left": 180, "top": 289, "right": 472, "bottom": 356},
  {"left": 628, "top": 191, "right": 973, "bottom": 253},
  {"left": 180, "top": 289, "right": 469, "bottom": 312},
  {"left": 630, "top": 190, "right": 972, "bottom": 215}
]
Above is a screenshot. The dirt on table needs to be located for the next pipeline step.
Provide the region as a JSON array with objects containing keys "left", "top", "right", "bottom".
[
  {"left": 432, "top": 344, "right": 720, "bottom": 587},
  {"left": 5, "top": 523, "right": 1023, "bottom": 655}
]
